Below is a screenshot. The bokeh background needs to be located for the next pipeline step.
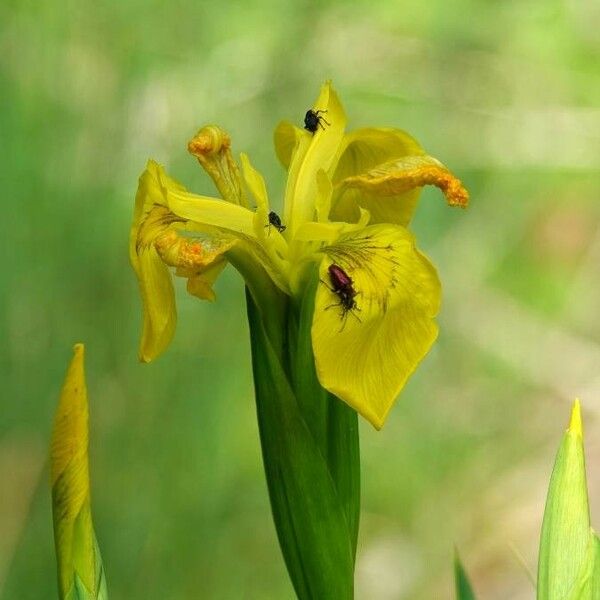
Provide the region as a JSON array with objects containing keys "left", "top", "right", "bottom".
[{"left": 1, "top": 0, "right": 599, "bottom": 598}]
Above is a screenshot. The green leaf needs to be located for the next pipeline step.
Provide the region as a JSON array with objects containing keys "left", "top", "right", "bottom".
[
  {"left": 288, "top": 270, "right": 360, "bottom": 558},
  {"left": 454, "top": 550, "right": 477, "bottom": 600},
  {"left": 566, "top": 532, "right": 600, "bottom": 600},
  {"left": 537, "top": 400, "right": 591, "bottom": 600},
  {"left": 246, "top": 291, "right": 355, "bottom": 600}
]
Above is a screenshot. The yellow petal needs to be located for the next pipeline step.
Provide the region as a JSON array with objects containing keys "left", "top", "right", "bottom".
[
  {"left": 273, "top": 120, "right": 305, "bottom": 169},
  {"left": 166, "top": 186, "right": 257, "bottom": 237},
  {"left": 241, "top": 153, "right": 289, "bottom": 262},
  {"left": 315, "top": 169, "right": 333, "bottom": 223},
  {"left": 136, "top": 244, "right": 177, "bottom": 363},
  {"left": 130, "top": 164, "right": 179, "bottom": 362},
  {"left": 130, "top": 162, "right": 291, "bottom": 353},
  {"left": 160, "top": 166, "right": 291, "bottom": 293},
  {"left": 333, "top": 127, "right": 425, "bottom": 182},
  {"left": 294, "top": 209, "right": 371, "bottom": 244},
  {"left": 335, "top": 154, "right": 469, "bottom": 226},
  {"left": 51, "top": 344, "right": 97, "bottom": 597},
  {"left": 311, "top": 225, "right": 441, "bottom": 428},
  {"left": 186, "top": 258, "right": 228, "bottom": 301},
  {"left": 330, "top": 127, "right": 424, "bottom": 225},
  {"left": 282, "top": 81, "right": 347, "bottom": 234},
  {"left": 240, "top": 152, "right": 270, "bottom": 212}
]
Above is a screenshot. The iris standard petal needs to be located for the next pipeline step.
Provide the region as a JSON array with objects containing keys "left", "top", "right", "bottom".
[
  {"left": 330, "top": 127, "right": 424, "bottom": 226},
  {"left": 311, "top": 224, "right": 441, "bottom": 429},
  {"left": 282, "top": 81, "right": 346, "bottom": 234},
  {"left": 273, "top": 120, "right": 305, "bottom": 170},
  {"left": 333, "top": 127, "right": 424, "bottom": 182}
]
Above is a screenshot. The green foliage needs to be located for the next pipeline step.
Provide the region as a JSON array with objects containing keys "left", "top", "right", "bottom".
[
  {"left": 457, "top": 401, "right": 599, "bottom": 600},
  {"left": 537, "top": 401, "right": 599, "bottom": 600},
  {"left": 454, "top": 551, "right": 476, "bottom": 600}
]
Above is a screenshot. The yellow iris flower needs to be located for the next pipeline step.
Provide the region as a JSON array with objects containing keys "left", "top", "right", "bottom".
[{"left": 130, "top": 81, "right": 468, "bottom": 429}]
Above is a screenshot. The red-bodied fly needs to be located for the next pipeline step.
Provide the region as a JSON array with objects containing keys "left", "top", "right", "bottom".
[{"left": 323, "top": 263, "right": 361, "bottom": 326}]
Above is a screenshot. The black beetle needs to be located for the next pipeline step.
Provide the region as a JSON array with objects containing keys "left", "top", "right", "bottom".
[
  {"left": 304, "top": 109, "right": 330, "bottom": 134},
  {"left": 266, "top": 210, "right": 286, "bottom": 233}
]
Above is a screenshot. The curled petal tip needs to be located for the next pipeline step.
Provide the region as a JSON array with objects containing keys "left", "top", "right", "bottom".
[
  {"left": 186, "top": 125, "right": 246, "bottom": 205},
  {"left": 187, "top": 125, "right": 231, "bottom": 158},
  {"left": 72, "top": 342, "right": 85, "bottom": 356}
]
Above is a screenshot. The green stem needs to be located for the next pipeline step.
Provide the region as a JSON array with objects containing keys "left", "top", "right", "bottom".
[{"left": 245, "top": 273, "right": 360, "bottom": 599}]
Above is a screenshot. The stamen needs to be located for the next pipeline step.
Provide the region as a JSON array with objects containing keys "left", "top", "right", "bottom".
[
  {"left": 395, "top": 164, "right": 469, "bottom": 208},
  {"left": 187, "top": 125, "right": 248, "bottom": 207},
  {"left": 154, "top": 229, "right": 234, "bottom": 271},
  {"left": 341, "top": 156, "right": 469, "bottom": 208}
]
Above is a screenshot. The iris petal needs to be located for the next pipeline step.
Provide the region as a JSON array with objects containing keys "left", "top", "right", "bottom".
[
  {"left": 311, "top": 224, "right": 441, "bottom": 429},
  {"left": 282, "top": 81, "right": 346, "bottom": 234}
]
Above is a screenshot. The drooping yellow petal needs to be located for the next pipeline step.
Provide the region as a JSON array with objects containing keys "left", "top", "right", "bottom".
[
  {"left": 311, "top": 224, "right": 441, "bottom": 429},
  {"left": 130, "top": 164, "right": 180, "bottom": 363},
  {"left": 282, "top": 81, "right": 346, "bottom": 234},
  {"left": 130, "top": 162, "right": 239, "bottom": 361},
  {"left": 51, "top": 344, "right": 105, "bottom": 599},
  {"left": 135, "top": 242, "right": 177, "bottom": 363},
  {"left": 185, "top": 258, "right": 228, "bottom": 301},
  {"left": 130, "top": 161, "right": 291, "bottom": 361}
]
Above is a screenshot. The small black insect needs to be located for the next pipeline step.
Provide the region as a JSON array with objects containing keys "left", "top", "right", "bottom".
[
  {"left": 266, "top": 210, "right": 286, "bottom": 234},
  {"left": 322, "top": 263, "right": 361, "bottom": 327},
  {"left": 304, "top": 109, "right": 330, "bottom": 134}
]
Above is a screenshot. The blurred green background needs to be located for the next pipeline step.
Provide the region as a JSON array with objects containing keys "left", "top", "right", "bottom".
[{"left": 1, "top": 0, "right": 599, "bottom": 598}]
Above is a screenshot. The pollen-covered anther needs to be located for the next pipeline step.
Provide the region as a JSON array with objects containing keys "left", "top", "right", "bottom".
[
  {"left": 154, "top": 230, "right": 235, "bottom": 273},
  {"left": 186, "top": 125, "right": 247, "bottom": 207},
  {"left": 187, "top": 125, "right": 231, "bottom": 158},
  {"left": 409, "top": 165, "right": 469, "bottom": 208},
  {"left": 154, "top": 231, "right": 204, "bottom": 269},
  {"left": 341, "top": 157, "right": 469, "bottom": 209}
]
